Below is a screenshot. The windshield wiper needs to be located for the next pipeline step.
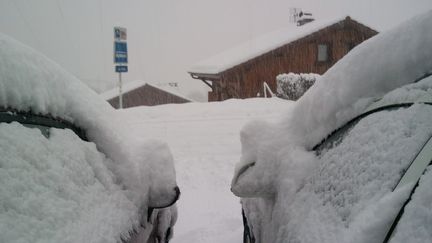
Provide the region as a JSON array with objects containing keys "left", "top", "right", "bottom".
[{"left": 0, "top": 108, "right": 87, "bottom": 140}]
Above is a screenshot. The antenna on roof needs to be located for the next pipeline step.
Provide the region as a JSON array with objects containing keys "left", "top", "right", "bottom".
[
  {"left": 289, "top": 8, "right": 301, "bottom": 23},
  {"left": 289, "top": 8, "right": 315, "bottom": 26}
]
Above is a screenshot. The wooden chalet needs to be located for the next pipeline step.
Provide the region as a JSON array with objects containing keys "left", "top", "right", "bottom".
[
  {"left": 101, "top": 80, "right": 192, "bottom": 109},
  {"left": 188, "top": 16, "right": 378, "bottom": 101}
]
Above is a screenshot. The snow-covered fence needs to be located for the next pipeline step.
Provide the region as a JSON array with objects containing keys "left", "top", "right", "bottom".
[{"left": 276, "top": 73, "right": 320, "bottom": 100}]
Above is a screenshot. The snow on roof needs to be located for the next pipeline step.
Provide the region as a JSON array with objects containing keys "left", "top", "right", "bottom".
[
  {"left": 188, "top": 16, "right": 356, "bottom": 75},
  {"left": 100, "top": 80, "right": 194, "bottom": 102},
  {"left": 100, "top": 80, "right": 148, "bottom": 100}
]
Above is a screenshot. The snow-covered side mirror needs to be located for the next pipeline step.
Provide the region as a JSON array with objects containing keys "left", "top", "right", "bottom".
[
  {"left": 231, "top": 119, "right": 318, "bottom": 199},
  {"left": 114, "top": 138, "right": 180, "bottom": 209},
  {"left": 231, "top": 120, "right": 278, "bottom": 198},
  {"left": 141, "top": 140, "right": 180, "bottom": 208}
]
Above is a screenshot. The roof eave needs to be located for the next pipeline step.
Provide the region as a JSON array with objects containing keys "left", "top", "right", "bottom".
[{"left": 189, "top": 72, "right": 222, "bottom": 89}]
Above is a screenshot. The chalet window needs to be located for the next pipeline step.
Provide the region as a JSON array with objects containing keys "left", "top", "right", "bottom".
[{"left": 317, "top": 44, "right": 329, "bottom": 62}]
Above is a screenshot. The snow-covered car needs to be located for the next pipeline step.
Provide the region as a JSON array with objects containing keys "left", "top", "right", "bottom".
[
  {"left": 0, "top": 33, "right": 179, "bottom": 243},
  {"left": 231, "top": 10, "right": 432, "bottom": 243}
]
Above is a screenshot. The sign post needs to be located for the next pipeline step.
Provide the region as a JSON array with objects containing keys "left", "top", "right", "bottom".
[{"left": 113, "top": 27, "right": 128, "bottom": 109}]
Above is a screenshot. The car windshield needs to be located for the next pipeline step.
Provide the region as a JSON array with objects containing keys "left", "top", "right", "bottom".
[{"left": 280, "top": 104, "right": 432, "bottom": 242}]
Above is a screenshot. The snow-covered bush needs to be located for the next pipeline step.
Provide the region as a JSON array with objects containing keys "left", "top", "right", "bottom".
[{"left": 276, "top": 73, "right": 320, "bottom": 100}]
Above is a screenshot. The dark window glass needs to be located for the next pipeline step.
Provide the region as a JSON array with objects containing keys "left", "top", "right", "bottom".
[{"left": 317, "top": 44, "right": 328, "bottom": 62}]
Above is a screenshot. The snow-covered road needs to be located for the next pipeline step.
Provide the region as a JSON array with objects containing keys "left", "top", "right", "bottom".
[{"left": 117, "top": 98, "right": 292, "bottom": 243}]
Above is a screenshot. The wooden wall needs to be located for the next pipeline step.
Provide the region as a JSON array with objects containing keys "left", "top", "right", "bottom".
[
  {"left": 208, "top": 18, "right": 377, "bottom": 101},
  {"left": 108, "top": 84, "right": 190, "bottom": 108}
]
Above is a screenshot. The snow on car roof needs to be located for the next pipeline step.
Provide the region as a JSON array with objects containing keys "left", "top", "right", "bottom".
[
  {"left": 188, "top": 16, "right": 353, "bottom": 75},
  {"left": 0, "top": 32, "right": 113, "bottom": 125}
]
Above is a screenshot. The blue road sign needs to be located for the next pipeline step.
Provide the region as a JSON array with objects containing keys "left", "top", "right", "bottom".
[
  {"left": 114, "top": 41, "right": 128, "bottom": 63},
  {"left": 115, "top": 65, "right": 128, "bottom": 73},
  {"left": 114, "top": 27, "right": 127, "bottom": 41},
  {"left": 115, "top": 29, "right": 120, "bottom": 40}
]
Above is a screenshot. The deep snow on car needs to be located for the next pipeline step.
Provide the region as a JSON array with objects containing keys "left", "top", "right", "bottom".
[
  {"left": 0, "top": 33, "right": 179, "bottom": 243},
  {"left": 231, "top": 10, "right": 432, "bottom": 243}
]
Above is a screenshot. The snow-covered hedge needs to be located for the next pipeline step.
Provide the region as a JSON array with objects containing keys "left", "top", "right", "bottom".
[{"left": 276, "top": 73, "right": 320, "bottom": 100}]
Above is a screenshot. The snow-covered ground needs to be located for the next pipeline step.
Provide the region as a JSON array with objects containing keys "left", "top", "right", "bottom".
[{"left": 116, "top": 98, "right": 293, "bottom": 243}]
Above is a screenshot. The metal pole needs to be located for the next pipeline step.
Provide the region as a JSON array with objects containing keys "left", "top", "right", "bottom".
[{"left": 119, "top": 72, "right": 123, "bottom": 109}]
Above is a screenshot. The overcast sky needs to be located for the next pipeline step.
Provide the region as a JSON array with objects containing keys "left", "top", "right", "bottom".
[{"left": 0, "top": 0, "right": 431, "bottom": 101}]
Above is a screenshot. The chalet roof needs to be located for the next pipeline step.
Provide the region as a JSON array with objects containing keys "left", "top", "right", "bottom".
[
  {"left": 188, "top": 16, "right": 375, "bottom": 75},
  {"left": 100, "top": 80, "right": 193, "bottom": 102}
]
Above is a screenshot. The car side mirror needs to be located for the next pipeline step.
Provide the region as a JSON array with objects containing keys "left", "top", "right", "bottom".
[
  {"left": 231, "top": 120, "right": 277, "bottom": 198},
  {"left": 231, "top": 160, "right": 276, "bottom": 198},
  {"left": 143, "top": 140, "right": 181, "bottom": 209},
  {"left": 231, "top": 120, "right": 317, "bottom": 199}
]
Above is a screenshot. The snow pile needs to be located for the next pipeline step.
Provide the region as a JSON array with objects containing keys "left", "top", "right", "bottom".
[
  {"left": 276, "top": 73, "right": 320, "bottom": 100},
  {"left": 232, "top": 10, "right": 432, "bottom": 243},
  {"left": 0, "top": 33, "right": 178, "bottom": 241}
]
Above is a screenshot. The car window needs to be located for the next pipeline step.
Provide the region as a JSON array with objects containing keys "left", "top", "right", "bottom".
[
  {"left": 279, "top": 104, "right": 432, "bottom": 242},
  {"left": 314, "top": 106, "right": 409, "bottom": 155},
  {"left": 316, "top": 106, "right": 430, "bottom": 218}
]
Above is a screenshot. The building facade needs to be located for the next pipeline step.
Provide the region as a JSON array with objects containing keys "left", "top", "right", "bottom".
[{"left": 189, "top": 17, "right": 377, "bottom": 101}]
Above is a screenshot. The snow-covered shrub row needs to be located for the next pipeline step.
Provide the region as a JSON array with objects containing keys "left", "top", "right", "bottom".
[
  {"left": 232, "top": 10, "right": 432, "bottom": 243},
  {"left": 276, "top": 73, "right": 320, "bottom": 100},
  {"left": 0, "top": 33, "right": 178, "bottom": 242}
]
